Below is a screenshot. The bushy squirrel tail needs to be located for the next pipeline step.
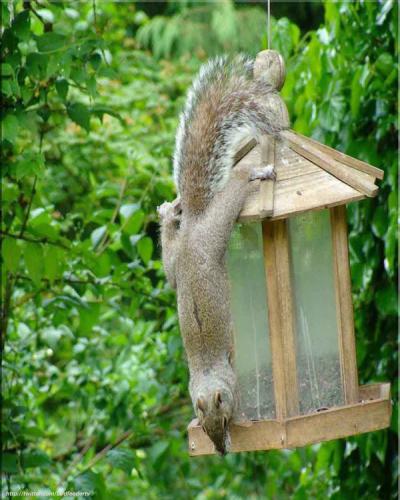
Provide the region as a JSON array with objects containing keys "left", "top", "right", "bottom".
[{"left": 173, "top": 54, "right": 287, "bottom": 215}]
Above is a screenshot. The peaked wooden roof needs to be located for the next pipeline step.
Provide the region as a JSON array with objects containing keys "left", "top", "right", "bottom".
[{"left": 235, "top": 130, "right": 384, "bottom": 222}]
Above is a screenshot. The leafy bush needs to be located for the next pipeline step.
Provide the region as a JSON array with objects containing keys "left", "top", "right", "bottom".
[{"left": 1, "top": 1, "right": 397, "bottom": 499}]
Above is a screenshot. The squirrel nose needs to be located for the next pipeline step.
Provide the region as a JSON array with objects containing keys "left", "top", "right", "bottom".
[{"left": 215, "top": 445, "right": 226, "bottom": 456}]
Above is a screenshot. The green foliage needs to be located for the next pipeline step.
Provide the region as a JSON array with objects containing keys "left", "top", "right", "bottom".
[
  {"left": 137, "top": 0, "right": 300, "bottom": 61},
  {"left": 1, "top": 1, "right": 397, "bottom": 499}
]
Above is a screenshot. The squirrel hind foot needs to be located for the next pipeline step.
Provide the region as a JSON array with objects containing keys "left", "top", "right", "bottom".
[{"left": 249, "top": 164, "right": 276, "bottom": 181}]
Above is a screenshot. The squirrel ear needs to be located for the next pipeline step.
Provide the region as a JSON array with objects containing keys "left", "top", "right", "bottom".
[
  {"left": 197, "top": 397, "right": 206, "bottom": 413},
  {"left": 214, "top": 391, "right": 222, "bottom": 408}
]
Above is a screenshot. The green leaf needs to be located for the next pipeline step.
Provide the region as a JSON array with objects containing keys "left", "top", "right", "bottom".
[
  {"left": 15, "top": 152, "right": 45, "bottom": 180},
  {"left": 86, "top": 76, "right": 97, "bottom": 98},
  {"left": 24, "top": 242, "right": 44, "bottom": 287},
  {"left": 91, "top": 226, "right": 106, "bottom": 248},
  {"left": 2, "top": 114, "right": 19, "bottom": 143},
  {"left": 74, "top": 470, "right": 106, "bottom": 499},
  {"left": 91, "top": 105, "right": 122, "bottom": 123},
  {"left": 41, "top": 326, "right": 73, "bottom": 349},
  {"left": 89, "top": 53, "right": 102, "bottom": 71},
  {"left": 106, "top": 448, "right": 135, "bottom": 474},
  {"left": 129, "top": 234, "right": 142, "bottom": 247},
  {"left": 351, "top": 67, "right": 362, "bottom": 119},
  {"left": 67, "top": 103, "right": 91, "bottom": 132},
  {"left": 123, "top": 210, "right": 145, "bottom": 234},
  {"left": 12, "top": 10, "right": 30, "bottom": 41},
  {"left": 44, "top": 246, "right": 62, "bottom": 284},
  {"left": 26, "top": 52, "right": 48, "bottom": 80},
  {"left": 55, "top": 78, "right": 69, "bottom": 100},
  {"left": 36, "top": 33, "right": 67, "bottom": 53},
  {"left": 36, "top": 8, "right": 55, "bottom": 24},
  {"left": 79, "top": 303, "right": 100, "bottom": 334},
  {"left": 2, "top": 3, "right": 10, "bottom": 27},
  {"left": 319, "top": 96, "right": 346, "bottom": 132},
  {"left": 149, "top": 441, "right": 169, "bottom": 465},
  {"left": 2, "top": 237, "right": 21, "bottom": 273},
  {"left": 46, "top": 54, "right": 61, "bottom": 79},
  {"left": 1, "top": 63, "right": 13, "bottom": 76},
  {"left": 22, "top": 450, "right": 51, "bottom": 468},
  {"left": 2, "top": 453, "right": 18, "bottom": 473},
  {"left": 371, "top": 206, "right": 387, "bottom": 238},
  {"left": 120, "top": 203, "right": 140, "bottom": 221},
  {"left": 375, "top": 52, "right": 393, "bottom": 76},
  {"left": 375, "top": 285, "right": 398, "bottom": 316},
  {"left": 137, "top": 236, "right": 153, "bottom": 263}
]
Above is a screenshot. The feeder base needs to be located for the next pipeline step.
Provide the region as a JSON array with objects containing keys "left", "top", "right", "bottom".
[{"left": 187, "top": 383, "right": 391, "bottom": 456}]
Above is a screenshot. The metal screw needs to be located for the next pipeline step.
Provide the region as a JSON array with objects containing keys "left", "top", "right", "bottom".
[{"left": 190, "top": 441, "right": 196, "bottom": 451}]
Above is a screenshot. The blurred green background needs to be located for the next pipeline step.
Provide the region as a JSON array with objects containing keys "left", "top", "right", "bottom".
[{"left": 1, "top": 1, "right": 397, "bottom": 498}]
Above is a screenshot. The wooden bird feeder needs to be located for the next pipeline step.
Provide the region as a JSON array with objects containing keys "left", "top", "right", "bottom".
[{"left": 188, "top": 50, "right": 391, "bottom": 456}]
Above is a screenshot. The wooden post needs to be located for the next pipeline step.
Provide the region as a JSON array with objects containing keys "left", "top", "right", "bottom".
[
  {"left": 263, "top": 219, "right": 299, "bottom": 419},
  {"left": 330, "top": 206, "right": 359, "bottom": 404},
  {"left": 259, "top": 135, "right": 275, "bottom": 217}
]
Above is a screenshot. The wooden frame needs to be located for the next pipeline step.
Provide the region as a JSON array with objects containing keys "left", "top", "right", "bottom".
[
  {"left": 263, "top": 219, "right": 299, "bottom": 419},
  {"left": 187, "top": 204, "right": 391, "bottom": 456},
  {"left": 330, "top": 206, "right": 359, "bottom": 404}
]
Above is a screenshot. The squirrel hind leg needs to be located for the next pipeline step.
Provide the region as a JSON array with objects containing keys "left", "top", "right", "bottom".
[{"left": 249, "top": 164, "right": 276, "bottom": 181}]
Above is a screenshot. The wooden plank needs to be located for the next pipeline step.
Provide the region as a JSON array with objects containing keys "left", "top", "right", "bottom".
[
  {"left": 291, "top": 130, "right": 384, "bottom": 180},
  {"left": 359, "top": 383, "right": 389, "bottom": 401},
  {"left": 262, "top": 222, "right": 286, "bottom": 420},
  {"left": 330, "top": 206, "right": 359, "bottom": 404},
  {"left": 280, "top": 130, "right": 378, "bottom": 197},
  {"left": 233, "top": 137, "right": 257, "bottom": 166},
  {"left": 263, "top": 220, "right": 299, "bottom": 419},
  {"left": 259, "top": 135, "right": 275, "bottom": 217},
  {"left": 237, "top": 140, "right": 320, "bottom": 182},
  {"left": 187, "top": 383, "right": 391, "bottom": 456},
  {"left": 188, "top": 418, "right": 283, "bottom": 456},
  {"left": 275, "top": 140, "right": 321, "bottom": 180},
  {"left": 281, "top": 131, "right": 376, "bottom": 188},
  {"left": 239, "top": 169, "right": 364, "bottom": 222},
  {"left": 286, "top": 393, "right": 391, "bottom": 448}
]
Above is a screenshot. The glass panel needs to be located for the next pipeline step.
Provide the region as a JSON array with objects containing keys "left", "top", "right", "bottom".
[
  {"left": 227, "top": 222, "right": 275, "bottom": 421},
  {"left": 289, "top": 210, "right": 343, "bottom": 414}
]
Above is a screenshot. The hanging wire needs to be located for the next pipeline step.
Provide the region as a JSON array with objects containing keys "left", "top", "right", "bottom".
[{"left": 266, "top": 0, "right": 271, "bottom": 50}]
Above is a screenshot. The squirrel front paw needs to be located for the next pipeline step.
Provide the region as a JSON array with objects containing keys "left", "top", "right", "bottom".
[
  {"left": 157, "top": 198, "right": 182, "bottom": 219},
  {"left": 157, "top": 201, "right": 173, "bottom": 219},
  {"left": 249, "top": 164, "right": 276, "bottom": 181}
]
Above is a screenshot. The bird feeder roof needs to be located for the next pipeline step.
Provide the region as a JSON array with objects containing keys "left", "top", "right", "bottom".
[{"left": 237, "top": 130, "right": 384, "bottom": 223}]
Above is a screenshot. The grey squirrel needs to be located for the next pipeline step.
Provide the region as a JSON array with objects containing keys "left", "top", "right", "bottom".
[{"left": 158, "top": 54, "right": 288, "bottom": 454}]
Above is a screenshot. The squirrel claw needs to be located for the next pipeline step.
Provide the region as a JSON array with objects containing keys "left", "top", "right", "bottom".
[{"left": 249, "top": 164, "right": 276, "bottom": 181}]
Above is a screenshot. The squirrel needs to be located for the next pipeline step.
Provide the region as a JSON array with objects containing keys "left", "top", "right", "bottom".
[{"left": 158, "top": 54, "right": 288, "bottom": 455}]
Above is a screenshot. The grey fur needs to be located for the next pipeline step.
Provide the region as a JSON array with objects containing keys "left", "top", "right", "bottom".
[
  {"left": 160, "top": 55, "right": 287, "bottom": 454},
  {"left": 173, "top": 54, "right": 285, "bottom": 215}
]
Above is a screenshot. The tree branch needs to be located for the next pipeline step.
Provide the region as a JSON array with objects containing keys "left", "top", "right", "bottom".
[
  {"left": 19, "top": 176, "right": 37, "bottom": 238},
  {"left": 59, "top": 399, "right": 190, "bottom": 485},
  {"left": 0, "top": 231, "right": 70, "bottom": 250},
  {"left": 1, "top": 272, "right": 14, "bottom": 353},
  {"left": 14, "top": 274, "right": 171, "bottom": 304}
]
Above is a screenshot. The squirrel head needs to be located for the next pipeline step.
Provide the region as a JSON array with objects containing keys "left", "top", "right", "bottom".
[{"left": 196, "top": 388, "right": 234, "bottom": 455}]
